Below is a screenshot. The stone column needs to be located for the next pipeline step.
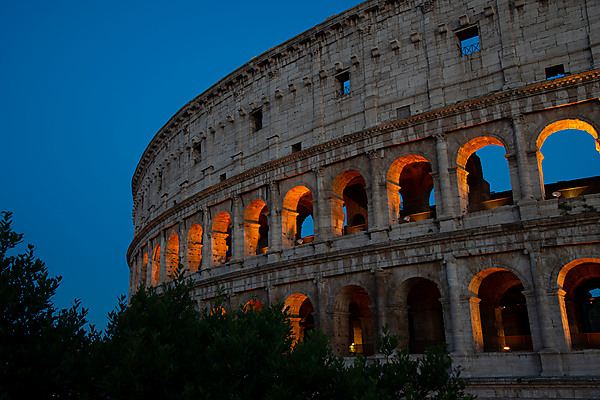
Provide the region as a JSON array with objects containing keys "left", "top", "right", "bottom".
[
  {"left": 373, "top": 269, "right": 389, "bottom": 338},
  {"left": 142, "top": 247, "right": 153, "bottom": 287},
  {"left": 525, "top": 247, "right": 565, "bottom": 376},
  {"left": 444, "top": 254, "right": 468, "bottom": 354},
  {"left": 435, "top": 134, "right": 459, "bottom": 232},
  {"left": 157, "top": 231, "right": 166, "bottom": 284},
  {"left": 469, "top": 296, "right": 483, "bottom": 352},
  {"left": 526, "top": 248, "right": 560, "bottom": 351},
  {"left": 267, "top": 181, "right": 282, "bottom": 262},
  {"left": 232, "top": 196, "right": 243, "bottom": 264},
  {"left": 314, "top": 167, "right": 328, "bottom": 241},
  {"left": 511, "top": 115, "right": 536, "bottom": 202},
  {"left": 367, "top": 150, "right": 386, "bottom": 231},
  {"left": 201, "top": 207, "right": 211, "bottom": 275},
  {"left": 504, "top": 152, "right": 522, "bottom": 202}
]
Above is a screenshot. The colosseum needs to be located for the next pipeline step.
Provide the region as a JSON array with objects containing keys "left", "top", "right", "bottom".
[{"left": 128, "top": 0, "right": 600, "bottom": 397}]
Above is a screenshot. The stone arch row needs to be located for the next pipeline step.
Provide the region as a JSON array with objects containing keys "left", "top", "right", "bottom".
[
  {"left": 130, "top": 117, "right": 600, "bottom": 289},
  {"left": 214, "top": 258, "right": 600, "bottom": 356}
]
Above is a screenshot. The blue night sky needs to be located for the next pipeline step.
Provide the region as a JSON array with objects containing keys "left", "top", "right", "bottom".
[{"left": 1, "top": 0, "right": 598, "bottom": 331}]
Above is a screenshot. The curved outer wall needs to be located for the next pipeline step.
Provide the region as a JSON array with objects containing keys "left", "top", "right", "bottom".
[{"left": 129, "top": 0, "right": 600, "bottom": 398}]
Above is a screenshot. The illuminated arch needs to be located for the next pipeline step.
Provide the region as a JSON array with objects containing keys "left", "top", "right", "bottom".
[
  {"left": 556, "top": 258, "right": 600, "bottom": 350},
  {"left": 166, "top": 232, "right": 179, "bottom": 281},
  {"left": 282, "top": 186, "right": 314, "bottom": 248},
  {"left": 151, "top": 244, "right": 160, "bottom": 286},
  {"left": 243, "top": 299, "right": 263, "bottom": 311},
  {"left": 469, "top": 268, "right": 533, "bottom": 352},
  {"left": 141, "top": 251, "right": 148, "bottom": 287},
  {"left": 456, "top": 136, "right": 512, "bottom": 213},
  {"left": 333, "top": 285, "right": 374, "bottom": 356},
  {"left": 394, "top": 277, "right": 446, "bottom": 353},
  {"left": 536, "top": 119, "right": 599, "bottom": 152},
  {"left": 386, "top": 154, "right": 435, "bottom": 224},
  {"left": 535, "top": 119, "right": 600, "bottom": 199},
  {"left": 212, "top": 212, "right": 232, "bottom": 266},
  {"left": 244, "top": 199, "right": 269, "bottom": 256},
  {"left": 331, "top": 170, "right": 368, "bottom": 236},
  {"left": 186, "top": 223, "right": 203, "bottom": 273},
  {"left": 284, "top": 293, "right": 314, "bottom": 346}
]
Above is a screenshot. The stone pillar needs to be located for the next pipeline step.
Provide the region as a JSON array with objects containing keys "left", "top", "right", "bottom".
[
  {"left": 434, "top": 134, "right": 453, "bottom": 217},
  {"left": 267, "top": 181, "right": 282, "bottom": 262},
  {"left": 504, "top": 152, "right": 522, "bottom": 202},
  {"left": 435, "top": 134, "right": 461, "bottom": 232},
  {"left": 469, "top": 296, "right": 483, "bottom": 352},
  {"left": 511, "top": 115, "right": 536, "bottom": 202},
  {"left": 314, "top": 167, "right": 328, "bottom": 240},
  {"left": 525, "top": 247, "right": 565, "bottom": 376},
  {"left": 527, "top": 248, "right": 560, "bottom": 351},
  {"left": 158, "top": 231, "right": 167, "bottom": 284},
  {"left": 367, "top": 150, "right": 386, "bottom": 231},
  {"left": 555, "top": 288, "right": 572, "bottom": 351},
  {"left": 315, "top": 278, "right": 331, "bottom": 338},
  {"left": 201, "top": 207, "right": 211, "bottom": 274},
  {"left": 232, "top": 196, "right": 243, "bottom": 264},
  {"left": 373, "top": 269, "right": 389, "bottom": 339},
  {"left": 444, "top": 255, "right": 468, "bottom": 354}
]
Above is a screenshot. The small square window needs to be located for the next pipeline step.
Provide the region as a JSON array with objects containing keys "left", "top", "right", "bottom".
[
  {"left": 545, "top": 64, "right": 565, "bottom": 80},
  {"left": 457, "top": 27, "right": 480, "bottom": 56},
  {"left": 220, "top": 173, "right": 226, "bottom": 182},
  {"left": 396, "top": 105, "right": 411, "bottom": 120},
  {"left": 250, "top": 109, "right": 263, "bottom": 132},
  {"left": 193, "top": 142, "right": 201, "bottom": 153},
  {"left": 292, "top": 142, "right": 302, "bottom": 153},
  {"left": 336, "top": 71, "right": 351, "bottom": 96}
]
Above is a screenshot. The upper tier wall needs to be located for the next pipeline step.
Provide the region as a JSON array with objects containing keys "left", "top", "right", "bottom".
[{"left": 131, "top": 0, "right": 598, "bottom": 232}]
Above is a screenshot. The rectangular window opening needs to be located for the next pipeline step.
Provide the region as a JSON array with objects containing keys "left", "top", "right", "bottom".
[
  {"left": 250, "top": 109, "right": 263, "bottom": 132},
  {"left": 396, "top": 105, "right": 411, "bottom": 120},
  {"left": 336, "top": 71, "right": 351, "bottom": 96},
  {"left": 220, "top": 173, "right": 226, "bottom": 182},
  {"left": 292, "top": 142, "right": 302, "bottom": 153},
  {"left": 193, "top": 142, "right": 201, "bottom": 153},
  {"left": 545, "top": 64, "right": 565, "bottom": 80},
  {"left": 457, "top": 27, "right": 480, "bottom": 56}
]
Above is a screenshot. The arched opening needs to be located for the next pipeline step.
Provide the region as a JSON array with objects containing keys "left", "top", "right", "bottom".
[
  {"left": 141, "top": 251, "right": 148, "bottom": 287},
  {"left": 470, "top": 269, "right": 532, "bottom": 352},
  {"left": 387, "top": 155, "right": 436, "bottom": 224},
  {"left": 331, "top": 170, "right": 368, "bottom": 236},
  {"left": 151, "top": 244, "right": 160, "bottom": 286},
  {"left": 243, "top": 299, "right": 263, "bottom": 311},
  {"left": 244, "top": 199, "right": 269, "bottom": 256},
  {"left": 284, "top": 293, "right": 315, "bottom": 346},
  {"left": 457, "top": 137, "right": 513, "bottom": 213},
  {"left": 186, "top": 223, "right": 202, "bottom": 273},
  {"left": 406, "top": 278, "right": 446, "bottom": 353},
  {"left": 558, "top": 261, "right": 600, "bottom": 349},
  {"left": 212, "top": 212, "right": 232, "bottom": 265},
  {"left": 333, "top": 285, "right": 374, "bottom": 356},
  {"left": 165, "top": 233, "right": 179, "bottom": 281},
  {"left": 536, "top": 120, "right": 600, "bottom": 199},
  {"left": 282, "top": 186, "right": 314, "bottom": 247}
]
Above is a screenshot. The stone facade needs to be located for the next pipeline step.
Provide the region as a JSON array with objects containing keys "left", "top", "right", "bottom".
[{"left": 128, "top": 0, "right": 600, "bottom": 398}]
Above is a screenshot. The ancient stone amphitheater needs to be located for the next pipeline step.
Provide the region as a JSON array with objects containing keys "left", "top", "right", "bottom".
[{"left": 128, "top": 0, "right": 600, "bottom": 397}]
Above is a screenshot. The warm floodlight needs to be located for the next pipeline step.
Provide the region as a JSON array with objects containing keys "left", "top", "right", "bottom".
[
  {"left": 403, "top": 216, "right": 411, "bottom": 222},
  {"left": 552, "top": 191, "right": 561, "bottom": 198}
]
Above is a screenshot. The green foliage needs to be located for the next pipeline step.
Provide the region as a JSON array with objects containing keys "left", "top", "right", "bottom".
[
  {"left": 1, "top": 211, "right": 474, "bottom": 400},
  {"left": 0, "top": 212, "right": 95, "bottom": 400}
]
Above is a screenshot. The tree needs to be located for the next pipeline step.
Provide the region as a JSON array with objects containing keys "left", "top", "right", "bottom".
[
  {"left": 0, "top": 212, "right": 94, "bottom": 400},
  {"left": 96, "top": 273, "right": 474, "bottom": 400}
]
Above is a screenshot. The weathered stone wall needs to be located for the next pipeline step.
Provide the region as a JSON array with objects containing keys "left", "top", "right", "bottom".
[{"left": 128, "top": 0, "right": 600, "bottom": 398}]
